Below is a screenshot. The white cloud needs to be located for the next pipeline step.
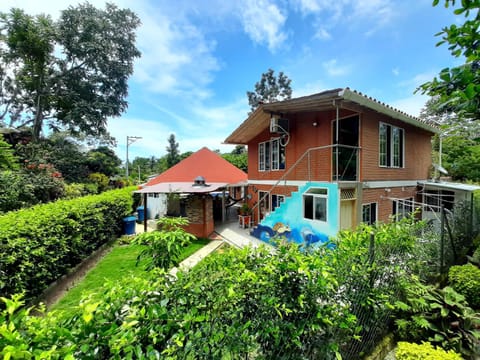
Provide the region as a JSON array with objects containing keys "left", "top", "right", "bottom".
[
  {"left": 398, "top": 71, "right": 437, "bottom": 89},
  {"left": 322, "top": 59, "right": 351, "bottom": 77},
  {"left": 390, "top": 94, "right": 429, "bottom": 117},
  {"left": 292, "top": 80, "right": 330, "bottom": 98},
  {"left": 392, "top": 67, "right": 400, "bottom": 76},
  {"left": 239, "top": 0, "right": 288, "bottom": 52},
  {"left": 131, "top": 3, "right": 220, "bottom": 98},
  {"left": 292, "top": 0, "right": 395, "bottom": 37},
  {"left": 314, "top": 27, "right": 331, "bottom": 40}
]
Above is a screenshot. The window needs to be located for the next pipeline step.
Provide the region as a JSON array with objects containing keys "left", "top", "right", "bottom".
[
  {"left": 362, "top": 203, "right": 377, "bottom": 225},
  {"left": 379, "top": 122, "right": 404, "bottom": 168},
  {"left": 424, "top": 190, "right": 455, "bottom": 212},
  {"left": 258, "top": 138, "right": 285, "bottom": 171},
  {"left": 271, "top": 194, "right": 285, "bottom": 210},
  {"left": 271, "top": 139, "right": 280, "bottom": 170},
  {"left": 303, "top": 188, "right": 328, "bottom": 222},
  {"left": 393, "top": 198, "right": 413, "bottom": 220},
  {"left": 259, "top": 143, "right": 265, "bottom": 171},
  {"left": 259, "top": 191, "right": 270, "bottom": 220}
]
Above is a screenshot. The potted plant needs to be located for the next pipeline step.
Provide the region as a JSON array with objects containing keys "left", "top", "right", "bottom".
[
  {"left": 239, "top": 202, "right": 251, "bottom": 215},
  {"left": 239, "top": 202, "right": 252, "bottom": 228}
]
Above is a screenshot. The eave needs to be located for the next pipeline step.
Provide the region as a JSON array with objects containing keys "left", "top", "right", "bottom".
[{"left": 224, "top": 88, "right": 439, "bottom": 145}]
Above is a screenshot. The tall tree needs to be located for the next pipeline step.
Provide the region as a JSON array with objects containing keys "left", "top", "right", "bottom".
[
  {"left": 420, "top": 97, "right": 480, "bottom": 182},
  {"left": 165, "top": 134, "right": 180, "bottom": 169},
  {"left": 418, "top": 0, "right": 480, "bottom": 120},
  {"left": 0, "top": 3, "right": 141, "bottom": 142},
  {"left": 86, "top": 146, "right": 122, "bottom": 177},
  {"left": 247, "top": 68, "right": 292, "bottom": 113}
]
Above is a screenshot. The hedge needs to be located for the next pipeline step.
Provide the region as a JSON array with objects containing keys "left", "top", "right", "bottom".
[
  {"left": 0, "top": 187, "right": 135, "bottom": 302},
  {"left": 396, "top": 342, "right": 462, "bottom": 360},
  {"left": 448, "top": 263, "right": 480, "bottom": 308}
]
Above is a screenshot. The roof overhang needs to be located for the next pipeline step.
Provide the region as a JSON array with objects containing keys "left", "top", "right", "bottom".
[
  {"left": 135, "top": 181, "right": 247, "bottom": 194},
  {"left": 224, "top": 88, "right": 439, "bottom": 144},
  {"left": 418, "top": 181, "right": 480, "bottom": 192}
]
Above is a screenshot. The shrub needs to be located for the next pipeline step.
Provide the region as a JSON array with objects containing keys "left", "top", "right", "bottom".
[
  {"left": 0, "top": 187, "right": 135, "bottom": 302},
  {"left": 396, "top": 342, "right": 462, "bottom": 360},
  {"left": 395, "top": 278, "right": 480, "bottom": 358},
  {"left": 88, "top": 172, "right": 109, "bottom": 192},
  {"left": 449, "top": 263, "right": 480, "bottom": 308},
  {"left": 132, "top": 217, "right": 196, "bottom": 271}
]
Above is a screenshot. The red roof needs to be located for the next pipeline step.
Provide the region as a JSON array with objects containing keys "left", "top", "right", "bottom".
[{"left": 145, "top": 147, "right": 247, "bottom": 187}]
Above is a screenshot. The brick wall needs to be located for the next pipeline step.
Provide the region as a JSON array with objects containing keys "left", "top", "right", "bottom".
[
  {"left": 183, "top": 195, "right": 214, "bottom": 238},
  {"left": 248, "top": 108, "right": 433, "bottom": 184},
  {"left": 362, "top": 186, "right": 418, "bottom": 223}
]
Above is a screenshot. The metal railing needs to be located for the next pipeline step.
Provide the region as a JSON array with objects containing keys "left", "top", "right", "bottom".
[{"left": 250, "top": 144, "right": 360, "bottom": 220}]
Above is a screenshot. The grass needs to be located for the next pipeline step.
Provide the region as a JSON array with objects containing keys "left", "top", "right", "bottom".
[{"left": 51, "top": 238, "right": 211, "bottom": 315}]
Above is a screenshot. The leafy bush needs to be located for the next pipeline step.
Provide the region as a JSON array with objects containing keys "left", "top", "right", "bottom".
[
  {"left": 329, "top": 219, "right": 421, "bottom": 358},
  {"left": 0, "top": 187, "right": 135, "bottom": 302},
  {"left": 395, "top": 278, "right": 480, "bottom": 359},
  {"left": 0, "top": 241, "right": 360, "bottom": 359},
  {"left": 132, "top": 217, "right": 196, "bottom": 271},
  {"left": 88, "top": 172, "right": 109, "bottom": 193},
  {"left": 449, "top": 263, "right": 480, "bottom": 308},
  {"left": 396, "top": 342, "right": 463, "bottom": 360}
]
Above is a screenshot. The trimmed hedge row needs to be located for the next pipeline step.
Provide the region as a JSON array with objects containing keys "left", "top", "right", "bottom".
[{"left": 0, "top": 187, "right": 135, "bottom": 302}]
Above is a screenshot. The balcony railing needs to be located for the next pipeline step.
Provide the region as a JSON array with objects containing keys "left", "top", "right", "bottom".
[{"left": 250, "top": 144, "right": 360, "bottom": 218}]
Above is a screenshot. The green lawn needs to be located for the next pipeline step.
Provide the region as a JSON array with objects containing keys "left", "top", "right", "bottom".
[{"left": 52, "top": 238, "right": 211, "bottom": 315}]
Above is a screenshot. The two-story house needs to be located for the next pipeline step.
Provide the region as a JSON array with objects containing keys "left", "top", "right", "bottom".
[{"left": 224, "top": 88, "right": 439, "bottom": 245}]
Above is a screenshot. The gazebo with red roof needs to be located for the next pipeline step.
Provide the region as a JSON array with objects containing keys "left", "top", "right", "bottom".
[{"left": 136, "top": 147, "right": 248, "bottom": 238}]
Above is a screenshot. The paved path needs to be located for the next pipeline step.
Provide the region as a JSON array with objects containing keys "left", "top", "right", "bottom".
[{"left": 170, "top": 240, "right": 223, "bottom": 277}]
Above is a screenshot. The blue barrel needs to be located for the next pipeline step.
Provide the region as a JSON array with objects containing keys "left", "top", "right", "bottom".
[
  {"left": 137, "top": 206, "right": 145, "bottom": 222},
  {"left": 123, "top": 216, "right": 136, "bottom": 235}
]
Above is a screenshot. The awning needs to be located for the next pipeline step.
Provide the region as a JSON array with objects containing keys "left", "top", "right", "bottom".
[
  {"left": 418, "top": 181, "right": 480, "bottom": 192},
  {"left": 134, "top": 182, "right": 231, "bottom": 194}
]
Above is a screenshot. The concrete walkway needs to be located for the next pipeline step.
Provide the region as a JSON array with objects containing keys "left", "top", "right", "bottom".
[{"left": 170, "top": 240, "right": 223, "bottom": 277}]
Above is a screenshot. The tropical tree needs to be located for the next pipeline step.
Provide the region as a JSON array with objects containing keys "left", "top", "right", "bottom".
[
  {"left": 0, "top": 3, "right": 141, "bottom": 142},
  {"left": 165, "top": 133, "right": 180, "bottom": 168},
  {"left": 418, "top": 0, "right": 480, "bottom": 120},
  {"left": 420, "top": 97, "right": 480, "bottom": 182},
  {"left": 247, "top": 68, "right": 292, "bottom": 113},
  {"left": 86, "top": 146, "right": 122, "bottom": 177}
]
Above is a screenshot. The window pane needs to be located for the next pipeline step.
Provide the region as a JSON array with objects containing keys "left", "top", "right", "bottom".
[
  {"left": 362, "top": 204, "right": 371, "bottom": 224},
  {"left": 304, "top": 195, "right": 313, "bottom": 219},
  {"left": 271, "top": 139, "right": 279, "bottom": 170},
  {"left": 379, "top": 123, "right": 387, "bottom": 166},
  {"left": 393, "top": 127, "right": 400, "bottom": 167},
  {"left": 279, "top": 144, "right": 286, "bottom": 169},
  {"left": 265, "top": 141, "right": 271, "bottom": 170},
  {"left": 314, "top": 197, "right": 327, "bottom": 221},
  {"left": 259, "top": 143, "right": 265, "bottom": 171}
]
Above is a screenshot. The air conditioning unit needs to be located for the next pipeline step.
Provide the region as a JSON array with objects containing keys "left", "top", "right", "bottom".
[{"left": 270, "top": 117, "right": 289, "bottom": 133}]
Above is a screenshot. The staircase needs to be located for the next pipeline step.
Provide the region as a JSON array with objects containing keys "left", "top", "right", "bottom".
[{"left": 249, "top": 182, "right": 334, "bottom": 246}]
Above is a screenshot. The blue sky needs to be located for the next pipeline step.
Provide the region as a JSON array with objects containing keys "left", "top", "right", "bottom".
[{"left": 1, "top": 0, "right": 462, "bottom": 162}]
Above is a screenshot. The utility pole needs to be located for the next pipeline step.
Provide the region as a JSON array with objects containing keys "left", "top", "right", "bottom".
[{"left": 126, "top": 135, "right": 142, "bottom": 179}]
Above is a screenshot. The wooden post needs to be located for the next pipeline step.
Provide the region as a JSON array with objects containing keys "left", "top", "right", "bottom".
[{"left": 143, "top": 192, "right": 147, "bottom": 233}]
